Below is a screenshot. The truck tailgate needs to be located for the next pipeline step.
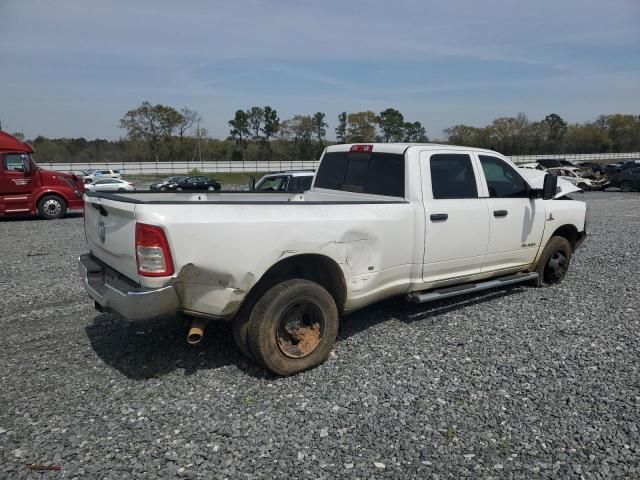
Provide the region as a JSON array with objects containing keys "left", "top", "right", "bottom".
[{"left": 84, "top": 195, "right": 139, "bottom": 282}]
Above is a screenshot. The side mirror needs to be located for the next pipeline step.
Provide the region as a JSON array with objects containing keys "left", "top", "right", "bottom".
[
  {"left": 21, "top": 158, "right": 31, "bottom": 174},
  {"left": 542, "top": 173, "right": 557, "bottom": 200},
  {"left": 248, "top": 176, "right": 256, "bottom": 191}
]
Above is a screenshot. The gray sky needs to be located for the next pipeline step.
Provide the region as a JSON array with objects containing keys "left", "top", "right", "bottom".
[{"left": 1, "top": 0, "right": 639, "bottom": 140}]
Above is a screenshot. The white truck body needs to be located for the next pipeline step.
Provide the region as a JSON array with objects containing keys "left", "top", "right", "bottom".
[{"left": 80, "top": 144, "right": 587, "bottom": 323}]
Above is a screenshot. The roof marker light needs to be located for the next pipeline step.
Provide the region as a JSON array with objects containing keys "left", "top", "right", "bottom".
[{"left": 350, "top": 144, "right": 373, "bottom": 153}]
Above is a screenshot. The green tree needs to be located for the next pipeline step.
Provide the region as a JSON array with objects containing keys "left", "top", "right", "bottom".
[
  {"left": 542, "top": 113, "right": 568, "bottom": 143},
  {"left": 377, "top": 108, "right": 405, "bottom": 142},
  {"left": 247, "top": 106, "right": 264, "bottom": 140},
  {"left": 444, "top": 124, "right": 489, "bottom": 147},
  {"left": 346, "top": 111, "right": 377, "bottom": 142},
  {"left": 594, "top": 114, "right": 640, "bottom": 152},
  {"left": 403, "top": 121, "right": 428, "bottom": 142},
  {"left": 563, "top": 123, "right": 612, "bottom": 153},
  {"left": 119, "top": 101, "right": 183, "bottom": 161},
  {"left": 311, "top": 112, "right": 328, "bottom": 143},
  {"left": 335, "top": 112, "right": 347, "bottom": 143},
  {"left": 228, "top": 110, "right": 250, "bottom": 143},
  {"left": 261, "top": 106, "right": 280, "bottom": 142}
]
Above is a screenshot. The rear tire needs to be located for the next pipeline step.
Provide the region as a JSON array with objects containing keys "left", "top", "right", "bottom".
[
  {"left": 246, "top": 279, "right": 339, "bottom": 376},
  {"left": 533, "top": 236, "right": 572, "bottom": 287},
  {"left": 37, "top": 195, "right": 67, "bottom": 220}
]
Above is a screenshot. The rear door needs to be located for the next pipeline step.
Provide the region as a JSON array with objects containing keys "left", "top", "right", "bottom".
[
  {"left": 421, "top": 150, "right": 490, "bottom": 283},
  {"left": 476, "top": 154, "right": 545, "bottom": 271}
]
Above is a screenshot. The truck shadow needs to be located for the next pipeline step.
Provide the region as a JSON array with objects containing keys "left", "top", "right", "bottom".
[
  {"left": 0, "top": 212, "right": 83, "bottom": 222},
  {"left": 85, "top": 287, "right": 523, "bottom": 380}
]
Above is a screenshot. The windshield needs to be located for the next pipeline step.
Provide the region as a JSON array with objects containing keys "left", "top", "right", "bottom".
[{"left": 257, "top": 176, "right": 288, "bottom": 191}]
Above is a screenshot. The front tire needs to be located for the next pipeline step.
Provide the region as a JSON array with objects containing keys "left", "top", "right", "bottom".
[
  {"left": 246, "top": 279, "right": 339, "bottom": 376},
  {"left": 534, "top": 236, "right": 572, "bottom": 287},
  {"left": 37, "top": 195, "right": 67, "bottom": 220}
]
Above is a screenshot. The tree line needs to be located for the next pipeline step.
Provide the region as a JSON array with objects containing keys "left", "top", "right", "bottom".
[
  {"left": 445, "top": 113, "right": 640, "bottom": 156},
  {"left": 9, "top": 101, "right": 640, "bottom": 163}
]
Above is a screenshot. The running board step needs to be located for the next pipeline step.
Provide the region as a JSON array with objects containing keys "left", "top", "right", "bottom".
[{"left": 406, "top": 272, "right": 539, "bottom": 304}]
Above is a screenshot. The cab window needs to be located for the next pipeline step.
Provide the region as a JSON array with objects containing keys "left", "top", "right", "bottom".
[
  {"left": 2, "top": 153, "right": 28, "bottom": 172},
  {"left": 479, "top": 155, "right": 528, "bottom": 198},
  {"left": 430, "top": 154, "right": 478, "bottom": 199},
  {"left": 257, "top": 176, "right": 288, "bottom": 191}
]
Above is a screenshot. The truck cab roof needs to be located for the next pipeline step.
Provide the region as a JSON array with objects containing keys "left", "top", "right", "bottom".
[
  {"left": 325, "top": 143, "right": 503, "bottom": 156},
  {"left": 0, "top": 130, "right": 33, "bottom": 153}
]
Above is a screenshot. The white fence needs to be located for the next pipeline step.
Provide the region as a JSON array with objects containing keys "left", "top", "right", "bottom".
[
  {"left": 43, "top": 160, "right": 320, "bottom": 175},
  {"left": 42, "top": 152, "right": 640, "bottom": 175}
]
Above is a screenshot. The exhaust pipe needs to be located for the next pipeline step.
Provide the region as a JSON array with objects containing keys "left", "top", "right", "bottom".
[{"left": 187, "top": 318, "right": 207, "bottom": 345}]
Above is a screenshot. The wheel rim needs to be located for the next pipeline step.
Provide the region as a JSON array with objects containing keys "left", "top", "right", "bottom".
[
  {"left": 545, "top": 251, "right": 568, "bottom": 284},
  {"left": 208, "top": 186, "right": 214, "bottom": 191},
  {"left": 276, "top": 300, "right": 325, "bottom": 359},
  {"left": 43, "top": 199, "right": 61, "bottom": 216}
]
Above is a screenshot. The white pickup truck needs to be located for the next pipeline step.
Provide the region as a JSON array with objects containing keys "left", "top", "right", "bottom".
[{"left": 79, "top": 144, "right": 587, "bottom": 375}]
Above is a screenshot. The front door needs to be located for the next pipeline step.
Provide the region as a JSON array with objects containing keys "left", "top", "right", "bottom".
[
  {"left": 476, "top": 154, "right": 545, "bottom": 272},
  {"left": 421, "top": 151, "right": 490, "bottom": 283},
  {"left": 1, "top": 152, "right": 34, "bottom": 195}
]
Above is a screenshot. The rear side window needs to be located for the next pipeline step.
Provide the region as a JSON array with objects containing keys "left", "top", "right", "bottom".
[
  {"left": 290, "top": 176, "right": 313, "bottom": 191},
  {"left": 315, "top": 151, "right": 405, "bottom": 197},
  {"left": 430, "top": 154, "right": 478, "bottom": 199},
  {"left": 479, "top": 155, "right": 529, "bottom": 198}
]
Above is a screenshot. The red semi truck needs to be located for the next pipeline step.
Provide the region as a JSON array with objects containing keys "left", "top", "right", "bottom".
[{"left": 0, "top": 131, "right": 85, "bottom": 219}]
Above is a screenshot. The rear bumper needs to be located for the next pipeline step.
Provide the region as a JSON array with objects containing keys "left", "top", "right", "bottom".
[{"left": 78, "top": 254, "right": 179, "bottom": 321}]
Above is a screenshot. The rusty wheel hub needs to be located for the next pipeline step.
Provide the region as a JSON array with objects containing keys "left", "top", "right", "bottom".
[{"left": 276, "top": 301, "right": 324, "bottom": 359}]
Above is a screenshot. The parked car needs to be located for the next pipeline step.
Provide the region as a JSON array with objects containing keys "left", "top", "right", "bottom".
[
  {"left": 252, "top": 170, "right": 315, "bottom": 192},
  {"left": 607, "top": 167, "right": 640, "bottom": 192},
  {"left": 546, "top": 167, "right": 608, "bottom": 190},
  {"left": 150, "top": 176, "right": 188, "bottom": 191},
  {"left": 0, "top": 130, "right": 85, "bottom": 219},
  {"left": 85, "top": 178, "right": 136, "bottom": 192},
  {"left": 619, "top": 160, "right": 640, "bottom": 171},
  {"left": 79, "top": 143, "right": 587, "bottom": 376},
  {"left": 83, "top": 169, "right": 122, "bottom": 183},
  {"left": 69, "top": 169, "right": 91, "bottom": 177},
  {"left": 171, "top": 176, "right": 221, "bottom": 191}
]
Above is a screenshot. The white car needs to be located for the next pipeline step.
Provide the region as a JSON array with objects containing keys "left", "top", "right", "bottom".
[
  {"left": 546, "top": 167, "right": 608, "bottom": 191},
  {"left": 83, "top": 169, "right": 122, "bottom": 183},
  {"left": 79, "top": 143, "right": 587, "bottom": 375},
  {"left": 85, "top": 178, "right": 135, "bottom": 192},
  {"left": 253, "top": 170, "right": 314, "bottom": 192}
]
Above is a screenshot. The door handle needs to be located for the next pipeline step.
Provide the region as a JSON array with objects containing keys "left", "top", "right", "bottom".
[
  {"left": 493, "top": 210, "right": 508, "bottom": 218},
  {"left": 430, "top": 213, "right": 448, "bottom": 221}
]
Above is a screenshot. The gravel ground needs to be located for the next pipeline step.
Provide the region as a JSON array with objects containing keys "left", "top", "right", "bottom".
[{"left": 1, "top": 191, "right": 638, "bottom": 479}]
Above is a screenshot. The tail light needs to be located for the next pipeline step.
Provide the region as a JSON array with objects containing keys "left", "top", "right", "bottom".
[{"left": 135, "top": 223, "right": 174, "bottom": 277}]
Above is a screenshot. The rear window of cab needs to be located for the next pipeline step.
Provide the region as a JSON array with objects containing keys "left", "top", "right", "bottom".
[{"left": 315, "top": 151, "right": 405, "bottom": 197}]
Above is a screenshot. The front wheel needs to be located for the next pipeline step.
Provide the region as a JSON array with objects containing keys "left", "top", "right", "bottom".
[
  {"left": 247, "top": 279, "right": 339, "bottom": 376},
  {"left": 37, "top": 195, "right": 67, "bottom": 220},
  {"left": 533, "top": 236, "right": 572, "bottom": 287}
]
